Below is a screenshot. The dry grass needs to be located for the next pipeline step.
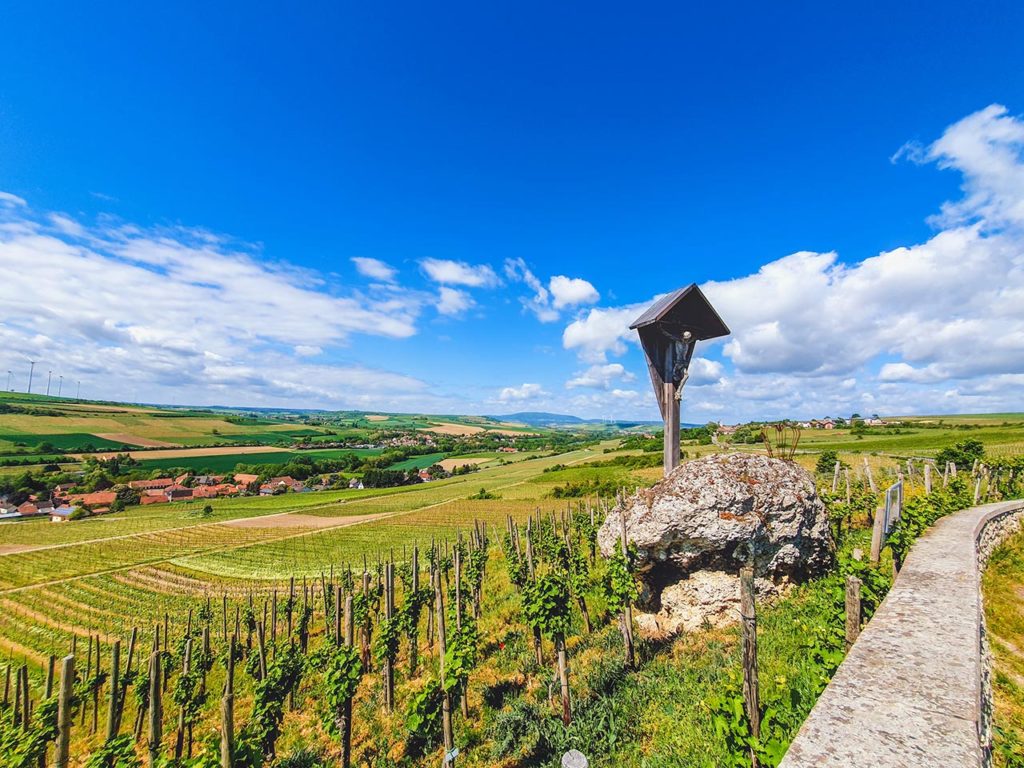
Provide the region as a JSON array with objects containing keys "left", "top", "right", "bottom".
[
  {"left": 419, "top": 422, "right": 485, "bottom": 436},
  {"left": 437, "top": 456, "right": 492, "bottom": 471},
  {"left": 224, "top": 512, "right": 388, "bottom": 529},
  {"left": 365, "top": 414, "right": 390, "bottom": 422},
  {"left": 0, "top": 544, "right": 34, "bottom": 555}
]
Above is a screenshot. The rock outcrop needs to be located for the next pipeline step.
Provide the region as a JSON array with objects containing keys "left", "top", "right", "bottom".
[{"left": 598, "top": 453, "right": 833, "bottom": 634}]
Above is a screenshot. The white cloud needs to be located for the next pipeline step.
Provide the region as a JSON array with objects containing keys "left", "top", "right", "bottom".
[
  {"left": 504, "top": 258, "right": 558, "bottom": 322},
  {"left": 436, "top": 286, "right": 475, "bottom": 316},
  {"left": 351, "top": 256, "right": 397, "bottom": 282},
  {"left": 0, "top": 191, "right": 26, "bottom": 207},
  {"left": 561, "top": 104, "right": 1024, "bottom": 420},
  {"left": 562, "top": 302, "right": 648, "bottom": 362},
  {"left": 0, "top": 201, "right": 431, "bottom": 408},
  {"left": 420, "top": 258, "right": 499, "bottom": 287},
  {"left": 498, "top": 382, "right": 547, "bottom": 402},
  {"left": 505, "top": 259, "right": 599, "bottom": 322},
  {"left": 48, "top": 214, "right": 85, "bottom": 237},
  {"left": 549, "top": 275, "right": 599, "bottom": 309},
  {"left": 566, "top": 363, "right": 635, "bottom": 390}
]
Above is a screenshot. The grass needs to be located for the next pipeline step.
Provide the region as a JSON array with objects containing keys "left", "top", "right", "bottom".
[
  {"left": 983, "top": 527, "right": 1024, "bottom": 767},
  {"left": 386, "top": 452, "right": 448, "bottom": 471},
  {"left": 135, "top": 450, "right": 301, "bottom": 472},
  {"left": 0, "top": 432, "right": 132, "bottom": 450}
]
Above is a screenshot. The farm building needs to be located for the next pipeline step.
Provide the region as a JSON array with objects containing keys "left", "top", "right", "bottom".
[
  {"left": 50, "top": 506, "right": 75, "bottom": 523},
  {"left": 129, "top": 478, "right": 174, "bottom": 490}
]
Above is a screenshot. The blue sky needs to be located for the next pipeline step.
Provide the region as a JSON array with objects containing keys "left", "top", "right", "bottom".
[{"left": 2, "top": 2, "right": 1023, "bottom": 420}]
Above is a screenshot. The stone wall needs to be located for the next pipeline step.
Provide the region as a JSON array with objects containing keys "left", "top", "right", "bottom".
[{"left": 779, "top": 500, "right": 1024, "bottom": 768}]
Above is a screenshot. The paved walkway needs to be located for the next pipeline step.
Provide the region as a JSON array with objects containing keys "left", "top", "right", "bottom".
[{"left": 780, "top": 499, "right": 1024, "bottom": 768}]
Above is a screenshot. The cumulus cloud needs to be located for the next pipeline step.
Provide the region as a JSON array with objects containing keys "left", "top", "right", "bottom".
[
  {"left": 420, "top": 258, "right": 500, "bottom": 287},
  {"left": 506, "top": 258, "right": 599, "bottom": 322},
  {"left": 566, "top": 363, "right": 635, "bottom": 390},
  {"left": 561, "top": 104, "right": 1024, "bottom": 419},
  {"left": 562, "top": 302, "right": 648, "bottom": 362},
  {"left": 351, "top": 256, "right": 397, "bottom": 282},
  {"left": 498, "top": 382, "right": 547, "bottom": 402},
  {"left": 436, "top": 286, "right": 475, "bottom": 316},
  {"left": 549, "top": 275, "right": 599, "bottom": 309}
]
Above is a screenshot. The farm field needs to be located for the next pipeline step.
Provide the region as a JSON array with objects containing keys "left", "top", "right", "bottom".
[{"left": 792, "top": 415, "right": 1024, "bottom": 457}]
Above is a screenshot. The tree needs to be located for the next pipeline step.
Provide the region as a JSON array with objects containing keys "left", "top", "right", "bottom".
[
  {"left": 936, "top": 439, "right": 985, "bottom": 468},
  {"left": 115, "top": 486, "right": 141, "bottom": 507},
  {"left": 815, "top": 450, "right": 840, "bottom": 476}
]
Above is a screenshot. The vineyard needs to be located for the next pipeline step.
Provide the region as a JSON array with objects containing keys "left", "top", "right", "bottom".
[{"left": 0, "top": 438, "right": 1022, "bottom": 766}]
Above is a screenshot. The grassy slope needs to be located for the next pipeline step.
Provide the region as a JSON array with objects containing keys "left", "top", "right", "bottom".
[{"left": 983, "top": 527, "right": 1024, "bottom": 767}]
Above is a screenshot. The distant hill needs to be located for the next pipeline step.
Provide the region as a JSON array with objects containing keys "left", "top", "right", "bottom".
[{"left": 493, "top": 411, "right": 664, "bottom": 428}]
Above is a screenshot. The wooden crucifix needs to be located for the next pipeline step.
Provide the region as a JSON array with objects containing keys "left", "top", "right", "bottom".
[{"left": 630, "top": 284, "right": 730, "bottom": 476}]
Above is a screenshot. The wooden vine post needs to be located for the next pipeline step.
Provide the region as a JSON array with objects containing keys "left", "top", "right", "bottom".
[
  {"left": 410, "top": 545, "right": 420, "bottom": 674},
  {"left": 55, "top": 655, "right": 74, "bottom": 768},
  {"left": 434, "top": 568, "right": 454, "bottom": 764},
  {"left": 556, "top": 632, "right": 571, "bottom": 726},
  {"left": 739, "top": 566, "right": 760, "bottom": 768},
  {"left": 220, "top": 634, "right": 235, "bottom": 768},
  {"left": 618, "top": 512, "right": 635, "bottom": 668},
  {"left": 844, "top": 575, "right": 862, "bottom": 650},
  {"left": 147, "top": 651, "right": 162, "bottom": 768},
  {"left": 105, "top": 640, "right": 121, "bottom": 743},
  {"left": 384, "top": 561, "right": 395, "bottom": 711},
  {"left": 924, "top": 462, "right": 933, "bottom": 495},
  {"left": 342, "top": 593, "right": 355, "bottom": 768}
]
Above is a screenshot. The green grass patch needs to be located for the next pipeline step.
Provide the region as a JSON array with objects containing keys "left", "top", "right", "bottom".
[
  {"left": 386, "top": 452, "right": 448, "bottom": 471},
  {"left": 0, "top": 432, "right": 131, "bottom": 451}
]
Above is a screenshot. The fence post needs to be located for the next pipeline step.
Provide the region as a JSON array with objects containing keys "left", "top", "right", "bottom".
[
  {"left": 924, "top": 462, "right": 932, "bottom": 495},
  {"left": 220, "top": 635, "right": 235, "bottom": 768},
  {"left": 435, "top": 569, "right": 454, "bottom": 765},
  {"left": 844, "top": 576, "right": 862, "bottom": 650},
  {"left": 55, "top": 655, "right": 74, "bottom": 768},
  {"left": 740, "top": 566, "right": 760, "bottom": 768},
  {"left": 870, "top": 506, "right": 885, "bottom": 564},
  {"left": 148, "top": 651, "right": 162, "bottom": 767},
  {"left": 105, "top": 640, "right": 121, "bottom": 742},
  {"left": 863, "top": 458, "right": 876, "bottom": 493}
]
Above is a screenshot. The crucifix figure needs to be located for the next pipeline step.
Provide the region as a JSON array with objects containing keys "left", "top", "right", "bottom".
[{"left": 630, "top": 285, "right": 730, "bottom": 476}]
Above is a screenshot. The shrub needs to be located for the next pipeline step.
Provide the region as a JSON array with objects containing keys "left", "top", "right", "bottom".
[{"left": 935, "top": 439, "right": 985, "bottom": 469}]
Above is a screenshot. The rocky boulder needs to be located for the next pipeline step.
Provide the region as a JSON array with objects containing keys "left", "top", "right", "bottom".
[{"left": 598, "top": 453, "right": 833, "bottom": 634}]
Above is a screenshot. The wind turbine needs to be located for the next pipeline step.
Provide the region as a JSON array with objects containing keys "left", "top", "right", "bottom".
[
  {"left": 46, "top": 370, "right": 52, "bottom": 397},
  {"left": 27, "top": 361, "right": 35, "bottom": 394},
  {"left": 57, "top": 375, "right": 63, "bottom": 398},
  {"left": 5, "top": 371, "right": 11, "bottom": 392},
  {"left": 76, "top": 380, "right": 81, "bottom": 400}
]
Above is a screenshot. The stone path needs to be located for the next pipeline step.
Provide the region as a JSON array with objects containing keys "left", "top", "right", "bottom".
[{"left": 780, "top": 499, "right": 1024, "bottom": 768}]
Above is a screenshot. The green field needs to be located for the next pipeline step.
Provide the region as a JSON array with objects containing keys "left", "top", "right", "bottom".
[
  {"left": 385, "top": 451, "right": 448, "bottom": 470},
  {"left": 0, "top": 432, "right": 132, "bottom": 451}
]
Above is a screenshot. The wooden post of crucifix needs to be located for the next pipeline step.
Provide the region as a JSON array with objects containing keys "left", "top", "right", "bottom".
[{"left": 630, "top": 284, "right": 730, "bottom": 476}]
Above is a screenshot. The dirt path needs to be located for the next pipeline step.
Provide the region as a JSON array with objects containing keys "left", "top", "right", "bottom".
[{"left": 0, "top": 543, "right": 33, "bottom": 555}]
